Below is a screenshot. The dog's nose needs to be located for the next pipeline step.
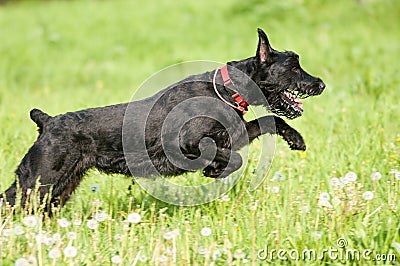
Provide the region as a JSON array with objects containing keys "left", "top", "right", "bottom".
[{"left": 318, "top": 81, "right": 326, "bottom": 90}]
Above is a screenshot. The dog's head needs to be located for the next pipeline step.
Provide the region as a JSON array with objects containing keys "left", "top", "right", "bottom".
[{"left": 252, "top": 28, "right": 325, "bottom": 119}]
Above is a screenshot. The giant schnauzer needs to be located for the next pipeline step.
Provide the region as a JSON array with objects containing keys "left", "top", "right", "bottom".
[{"left": 1, "top": 28, "right": 325, "bottom": 208}]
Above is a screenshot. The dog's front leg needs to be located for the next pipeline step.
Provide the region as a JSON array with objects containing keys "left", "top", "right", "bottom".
[{"left": 246, "top": 116, "right": 306, "bottom": 150}]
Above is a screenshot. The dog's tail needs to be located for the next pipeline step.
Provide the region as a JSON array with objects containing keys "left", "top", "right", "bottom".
[{"left": 30, "top": 108, "right": 52, "bottom": 131}]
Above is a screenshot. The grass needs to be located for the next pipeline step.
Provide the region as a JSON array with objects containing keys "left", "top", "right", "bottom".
[{"left": 0, "top": 0, "right": 399, "bottom": 265}]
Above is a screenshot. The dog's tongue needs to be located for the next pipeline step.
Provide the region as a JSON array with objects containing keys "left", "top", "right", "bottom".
[{"left": 291, "top": 95, "right": 303, "bottom": 109}]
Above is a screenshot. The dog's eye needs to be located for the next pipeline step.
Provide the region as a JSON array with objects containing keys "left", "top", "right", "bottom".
[{"left": 291, "top": 67, "right": 300, "bottom": 74}]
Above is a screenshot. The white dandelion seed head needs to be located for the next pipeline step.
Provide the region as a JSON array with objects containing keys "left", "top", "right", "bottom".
[
  {"left": 271, "top": 186, "right": 280, "bottom": 194},
  {"left": 2, "top": 228, "right": 11, "bottom": 237},
  {"left": 329, "top": 177, "right": 341, "bottom": 187},
  {"left": 212, "top": 249, "right": 222, "bottom": 260},
  {"left": 23, "top": 215, "right": 39, "bottom": 228},
  {"left": 114, "top": 234, "right": 124, "bottom": 241},
  {"left": 138, "top": 255, "right": 148, "bottom": 262},
  {"left": 395, "top": 172, "right": 400, "bottom": 180},
  {"left": 63, "top": 246, "right": 77, "bottom": 258},
  {"left": 13, "top": 225, "right": 25, "bottom": 236},
  {"left": 92, "top": 199, "right": 102, "bottom": 207},
  {"left": 233, "top": 249, "right": 245, "bottom": 259},
  {"left": 95, "top": 211, "right": 109, "bottom": 222},
  {"left": 163, "top": 231, "right": 175, "bottom": 240},
  {"left": 200, "top": 227, "right": 212, "bottom": 237},
  {"left": 318, "top": 199, "right": 333, "bottom": 208},
  {"left": 111, "top": 255, "right": 123, "bottom": 264},
  {"left": 371, "top": 172, "right": 382, "bottom": 181},
  {"left": 52, "top": 233, "right": 61, "bottom": 242},
  {"left": 15, "top": 258, "right": 30, "bottom": 266},
  {"left": 273, "top": 171, "right": 286, "bottom": 181},
  {"left": 44, "top": 237, "right": 56, "bottom": 246},
  {"left": 312, "top": 231, "right": 323, "bottom": 239},
  {"left": 319, "top": 192, "right": 330, "bottom": 201},
  {"left": 362, "top": 191, "right": 374, "bottom": 200},
  {"left": 86, "top": 219, "right": 99, "bottom": 230},
  {"left": 35, "top": 233, "right": 47, "bottom": 244},
  {"left": 57, "top": 218, "right": 71, "bottom": 228},
  {"left": 48, "top": 248, "right": 61, "bottom": 259},
  {"left": 345, "top": 172, "right": 357, "bottom": 182},
  {"left": 127, "top": 212, "right": 141, "bottom": 224},
  {"left": 221, "top": 194, "right": 230, "bottom": 202}
]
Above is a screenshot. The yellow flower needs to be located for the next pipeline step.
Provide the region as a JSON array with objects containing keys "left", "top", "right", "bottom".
[
  {"left": 396, "top": 137, "right": 400, "bottom": 142},
  {"left": 300, "top": 151, "right": 307, "bottom": 159},
  {"left": 390, "top": 154, "right": 397, "bottom": 159}
]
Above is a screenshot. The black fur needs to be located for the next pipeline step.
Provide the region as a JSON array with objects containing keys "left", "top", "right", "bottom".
[{"left": 1, "top": 29, "right": 325, "bottom": 208}]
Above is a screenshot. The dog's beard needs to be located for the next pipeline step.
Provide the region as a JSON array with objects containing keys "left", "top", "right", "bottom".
[{"left": 259, "top": 82, "right": 312, "bottom": 119}]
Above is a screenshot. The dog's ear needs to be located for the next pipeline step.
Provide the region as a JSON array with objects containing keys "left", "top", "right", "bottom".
[
  {"left": 30, "top": 108, "right": 51, "bottom": 134},
  {"left": 256, "top": 28, "right": 274, "bottom": 63}
]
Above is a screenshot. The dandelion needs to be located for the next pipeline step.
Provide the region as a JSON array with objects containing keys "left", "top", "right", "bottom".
[
  {"left": 52, "top": 233, "right": 62, "bottom": 242},
  {"left": 114, "top": 234, "right": 124, "bottom": 241},
  {"left": 330, "top": 177, "right": 341, "bottom": 187},
  {"left": 15, "top": 258, "right": 29, "bottom": 266},
  {"left": 95, "top": 210, "right": 109, "bottom": 222},
  {"left": 67, "top": 232, "right": 77, "bottom": 240},
  {"left": 200, "top": 227, "right": 212, "bottom": 237},
  {"left": 273, "top": 171, "right": 286, "bottom": 181},
  {"left": 212, "top": 249, "right": 222, "bottom": 260},
  {"left": 312, "top": 231, "right": 323, "bottom": 239},
  {"left": 58, "top": 218, "right": 71, "bottom": 228},
  {"left": 63, "top": 246, "right": 78, "bottom": 258},
  {"left": 233, "top": 249, "right": 245, "bottom": 259},
  {"left": 111, "top": 255, "right": 123, "bottom": 264},
  {"left": 44, "top": 237, "right": 56, "bottom": 246},
  {"left": 163, "top": 231, "right": 175, "bottom": 240},
  {"left": 127, "top": 212, "right": 141, "bottom": 224},
  {"left": 345, "top": 171, "right": 357, "bottom": 182},
  {"left": 48, "top": 248, "right": 61, "bottom": 259},
  {"left": 138, "top": 255, "right": 148, "bottom": 262},
  {"left": 221, "top": 194, "right": 230, "bottom": 202},
  {"left": 319, "top": 192, "right": 330, "bottom": 201},
  {"left": 2, "top": 228, "right": 11, "bottom": 237},
  {"left": 271, "top": 186, "right": 280, "bottom": 193},
  {"left": 35, "top": 233, "right": 47, "bottom": 244},
  {"left": 92, "top": 199, "right": 102, "bottom": 207},
  {"left": 390, "top": 170, "right": 400, "bottom": 180},
  {"left": 370, "top": 172, "right": 382, "bottom": 181},
  {"left": 318, "top": 193, "right": 333, "bottom": 208},
  {"left": 23, "top": 215, "right": 38, "bottom": 228},
  {"left": 86, "top": 219, "right": 99, "bottom": 230},
  {"left": 362, "top": 191, "right": 374, "bottom": 200},
  {"left": 13, "top": 225, "right": 25, "bottom": 236}
]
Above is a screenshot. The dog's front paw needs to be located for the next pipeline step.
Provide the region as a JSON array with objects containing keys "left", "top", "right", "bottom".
[{"left": 283, "top": 130, "right": 306, "bottom": 151}]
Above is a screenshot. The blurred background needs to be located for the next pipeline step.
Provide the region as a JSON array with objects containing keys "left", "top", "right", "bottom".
[{"left": 0, "top": 0, "right": 399, "bottom": 193}]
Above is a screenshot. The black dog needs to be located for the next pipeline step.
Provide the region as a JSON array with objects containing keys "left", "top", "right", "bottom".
[{"left": 1, "top": 28, "right": 325, "bottom": 208}]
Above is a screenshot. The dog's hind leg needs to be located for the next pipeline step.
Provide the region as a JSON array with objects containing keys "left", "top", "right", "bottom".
[{"left": 202, "top": 148, "right": 243, "bottom": 178}]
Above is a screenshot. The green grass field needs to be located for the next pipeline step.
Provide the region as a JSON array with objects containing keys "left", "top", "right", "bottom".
[{"left": 0, "top": 0, "right": 399, "bottom": 265}]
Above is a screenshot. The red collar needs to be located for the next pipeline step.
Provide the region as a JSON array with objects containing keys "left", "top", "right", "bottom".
[{"left": 213, "top": 65, "right": 249, "bottom": 114}]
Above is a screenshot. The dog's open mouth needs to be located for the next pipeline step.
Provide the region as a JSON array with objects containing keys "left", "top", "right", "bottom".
[
  {"left": 278, "top": 89, "right": 311, "bottom": 119},
  {"left": 283, "top": 91, "right": 303, "bottom": 110}
]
